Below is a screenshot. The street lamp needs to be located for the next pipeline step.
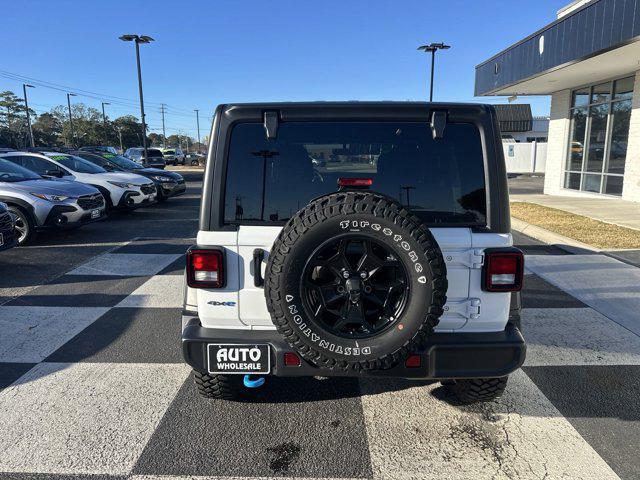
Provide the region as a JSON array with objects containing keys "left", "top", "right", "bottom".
[
  {"left": 194, "top": 109, "right": 201, "bottom": 153},
  {"left": 101, "top": 102, "right": 110, "bottom": 144},
  {"left": 66, "top": 92, "right": 77, "bottom": 147},
  {"left": 119, "top": 34, "right": 154, "bottom": 160},
  {"left": 23, "top": 84, "right": 35, "bottom": 148},
  {"left": 417, "top": 42, "right": 451, "bottom": 102}
]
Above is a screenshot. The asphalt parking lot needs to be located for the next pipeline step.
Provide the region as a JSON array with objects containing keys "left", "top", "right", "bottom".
[{"left": 1, "top": 170, "right": 639, "bottom": 480}]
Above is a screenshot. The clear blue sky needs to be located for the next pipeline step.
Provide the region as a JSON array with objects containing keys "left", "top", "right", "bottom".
[{"left": 1, "top": 0, "right": 568, "bottom": 138}]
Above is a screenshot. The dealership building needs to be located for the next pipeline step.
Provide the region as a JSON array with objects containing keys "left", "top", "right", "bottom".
[{"left": 475, "top": 0, "right": 640, "bottom": 201}]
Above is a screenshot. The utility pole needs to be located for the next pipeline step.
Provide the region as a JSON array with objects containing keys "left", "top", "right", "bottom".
[
  {"left": 119, "top": 34, "right": 154, "bottom": 160},
  {"left": 23, "top": 84, "right": 35, "bottom": 148},
  {"left": 160, "top": 104, "right": 166, "bottom": 147},
  {"left": 101, "top": 102, "right": 110, "bottom": 145},
  {"left": 194, "top": 109, "right": 201, "bottom": 153},
  {"left": 66, "top": 93, "right": 77, "bottom": 147},
  {"left": 417, "top": 42, "right": 451, "bottom": 102}
]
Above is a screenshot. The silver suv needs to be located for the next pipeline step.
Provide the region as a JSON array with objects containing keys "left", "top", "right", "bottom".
[
  {"left": 0, "top": 157, "right": 106, "bottom": 244},
  {"left": 124, "top": 148, "right": 166, "bottom": 169}
]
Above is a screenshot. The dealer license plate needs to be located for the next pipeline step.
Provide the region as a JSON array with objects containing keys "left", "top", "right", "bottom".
[{"left": 207, "top": 344, "right": 271, "bottom": 374}]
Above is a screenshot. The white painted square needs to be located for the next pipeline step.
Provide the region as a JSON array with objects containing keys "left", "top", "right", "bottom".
[
  {"left": 0, "top": 306, "right": 109, "bottom": 363},
  {"left": 0, "top": 362, "right": 190, "bottom": 475},
  {"left": 68, "top": 253, "right": 181, "bottom": 276},
  {"left": 526, "top": 254, "right": 640, "bottom": 336},
  {"left": 359, "top": 370, "right": 618, "bottom": 479},
  {"left": 115, "top": 274, "right": 184, "bottom": 308},
  {"left": 523, "top": 307, "right": 640, "bottom": 366}
]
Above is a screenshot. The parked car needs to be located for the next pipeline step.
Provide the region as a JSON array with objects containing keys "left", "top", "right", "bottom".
[
  {"left": 0, "top": 157, "right": 106, "bottom": 244},
  {"left": 74, "top": 151, "right": 186, "bottom": 202},
  {"left": 0, "top": 151, "right": 157, "bottom": 212},
  {"left": 161, "top": 147, "right": 186, "bottom": 166},
  {"left": 183, "top": 102, "right": 525, "bottom": 404},
  {"left": 186, "top": 152, "right": 205, "bottom": 166},
  {"left": 0, "top": 201, "right": 18, "bottom": 251},
  {"left": 79, "top": 146, "right": 118, "bottom": 155},
  {"left": 124, "top": 147, "right": 166, "bottom": 169}
]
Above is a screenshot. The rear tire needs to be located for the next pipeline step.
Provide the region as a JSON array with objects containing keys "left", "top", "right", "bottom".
[
  {"left": 446, "top": 377, "right": 508, "bottom": 404},
  {"left": 193, "top": 370, "right": 241, "bottom": 400}
]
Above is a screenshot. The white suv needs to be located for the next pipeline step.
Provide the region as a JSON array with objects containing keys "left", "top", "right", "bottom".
[
  {"left": 1, "top": 152, "right": 157, "bottom": 210},
  {"left": 182, "top": 102, "right": 525, "bottom": 404}
]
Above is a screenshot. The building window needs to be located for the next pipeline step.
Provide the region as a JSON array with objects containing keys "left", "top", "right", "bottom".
[{"left": 564, "top": 76, "right": 633, "bottom": 196}]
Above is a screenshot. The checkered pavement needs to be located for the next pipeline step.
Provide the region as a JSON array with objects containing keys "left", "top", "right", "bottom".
[{"left": 0, "top": 237, "right": 639, "bottom": 479}]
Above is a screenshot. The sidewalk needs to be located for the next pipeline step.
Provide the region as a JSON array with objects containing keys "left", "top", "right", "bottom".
[{"left": 510, "top": 193, "right": 640, "bottom": 231}]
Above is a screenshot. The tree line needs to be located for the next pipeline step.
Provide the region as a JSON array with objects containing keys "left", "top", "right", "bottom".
[{"left": 0, "top": 90, "right": 205, "bottom": 152}]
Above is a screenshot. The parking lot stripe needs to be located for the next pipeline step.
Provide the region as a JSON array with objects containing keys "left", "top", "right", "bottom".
[
  {"left": 5, "top": 275, "right": 151, "bottom": 308},
  {"left": 0, "top": 306, "right": 109, "bottom": 363},
  {"left": 525, "top": 365, "right": 640, "bottom": 480},
  {"left": 67, "top": 253, "right": 182, "bottom": 276},
  {"left": 526, "top": 254, "right": 640, "bottom": 336},
  {"left": 45, "top": 308, "right": 183, "bottom": 364},
  {"left": 523, "top": 307, "right": 640, "bottom": 366},
  {"left": 131, "top": 376, "right": 373, "bottom": 479},
  {"left": 359, "top": 369, "right": 619, "bottom": 480},
  {"left": 115, "top": 275, "right": 183, "bottom": 309},
  {"left": 0, "top": 362, "right": 190, "bottom": 476}
]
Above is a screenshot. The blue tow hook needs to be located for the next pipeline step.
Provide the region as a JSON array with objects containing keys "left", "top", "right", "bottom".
[{"left": 243, "top": 374, "right": 265, "bottom": 388}]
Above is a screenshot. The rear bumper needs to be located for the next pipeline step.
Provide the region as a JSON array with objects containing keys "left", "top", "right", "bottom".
[
  {"left": 40, "top": 205, "right": 107, "bottom": 230},
  {"left": 182, "top": 316, "right": 526, "bottom": 379}
]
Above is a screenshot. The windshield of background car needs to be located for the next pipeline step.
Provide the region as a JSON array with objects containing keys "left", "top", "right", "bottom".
[
  {"left": 164, "top": 150, "right": 175, "bottom": 155},
  {"left": 104, "top": 154, "right": 143, "bottom": 170},
  {"left": 147, "top": 149, "right": 164, "bottom": 157},
  {"left": 0, "top": 158, "right": 42, "bottom": 182},
  {"left": 223, "top": 121, "right": 487, "bottom": 226},
  {"left": 47, "top": 154, "right": 107, "bottom": 174}
]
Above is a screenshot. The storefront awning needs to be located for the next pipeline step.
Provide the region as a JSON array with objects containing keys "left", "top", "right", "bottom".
[{"left": 475, "top": 0, "right": 640, "bottom": 96}]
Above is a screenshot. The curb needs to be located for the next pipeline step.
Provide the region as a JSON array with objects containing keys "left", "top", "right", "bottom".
[{"left": 511, "top": 217, "right": 600, "bottom": 254}]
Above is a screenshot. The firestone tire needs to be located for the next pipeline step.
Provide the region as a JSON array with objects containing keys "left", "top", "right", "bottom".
[
  {"left": 264, "top": 191, "right": 447, "bottom": 372},
  {"left": 447, "top": 377, "right": 509, "bottom": 404}
]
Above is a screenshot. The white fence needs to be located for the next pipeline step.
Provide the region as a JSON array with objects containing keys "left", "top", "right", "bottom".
[{"left": 502, "top": 142, "right": 547, "bottom": 173}]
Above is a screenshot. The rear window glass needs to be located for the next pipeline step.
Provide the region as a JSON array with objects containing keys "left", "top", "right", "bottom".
[
  {"left": 148, "top": 149, "right": 164, "bottom": 157},
  {"left": 47, "top": 154, "right": 106, "bottom": 174},
  {"left": 223, "top": 122, "right": 486, "bottom": 226}
]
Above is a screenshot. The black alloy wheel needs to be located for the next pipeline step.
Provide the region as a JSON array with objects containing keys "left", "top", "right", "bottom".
[{"left": 301, "top": 236, "right": 409, "bottom": 339}]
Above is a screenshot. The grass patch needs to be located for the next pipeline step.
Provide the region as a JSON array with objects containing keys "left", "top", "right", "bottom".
[{"left": 510, "top": 202, "right": 640, "bottom": 249}]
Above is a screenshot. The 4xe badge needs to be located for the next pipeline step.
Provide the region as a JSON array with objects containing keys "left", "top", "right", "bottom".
[{"left": 208, "top": 301, "right": 236, "bottom": 307}]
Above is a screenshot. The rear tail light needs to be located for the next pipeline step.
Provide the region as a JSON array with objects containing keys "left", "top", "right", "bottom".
[
  {"left": 187, "top": 249, "right": 225, "bottom": 288},
  {"left": 482, "top": 248, "right": 524, "bottom": 292}
]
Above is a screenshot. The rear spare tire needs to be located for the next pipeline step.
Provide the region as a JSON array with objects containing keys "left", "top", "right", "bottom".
[{"left": 265, "top": 191, "right": 447, "bottom": 371}]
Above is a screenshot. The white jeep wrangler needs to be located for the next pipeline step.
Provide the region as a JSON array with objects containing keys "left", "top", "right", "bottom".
[{"left": 182, "top": 102, "right": 525, "bottom": 403}]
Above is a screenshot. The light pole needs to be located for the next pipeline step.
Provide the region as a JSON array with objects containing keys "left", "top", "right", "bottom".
[
  {"left": 66, "top": 92, "right": 77, "bottom": 147},
  {"left": 23, "top": 84, "right": 35, "bottom": 148},
  {"left": 101, "top": 102, "right": 110, "bottom": 144},
  {"left": 194, "top": 109, "right": 201, "bottom": 153},
  {"left": 417, "top": 42, "right": 451, "bottom": 102},
  {"left": 119, "top": 34, "right": 154, "bottom": 160}
]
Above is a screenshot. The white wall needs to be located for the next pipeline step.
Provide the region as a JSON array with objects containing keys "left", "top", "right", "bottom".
[
  {"left": 543, "top": 89, "right": 572, "bottom": 194},
  {"left": 503, "top": 142, "right": 547, "bottom": 173},
  {"left": 622, "top": 71, "right": 640, "bottom": 202}
]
